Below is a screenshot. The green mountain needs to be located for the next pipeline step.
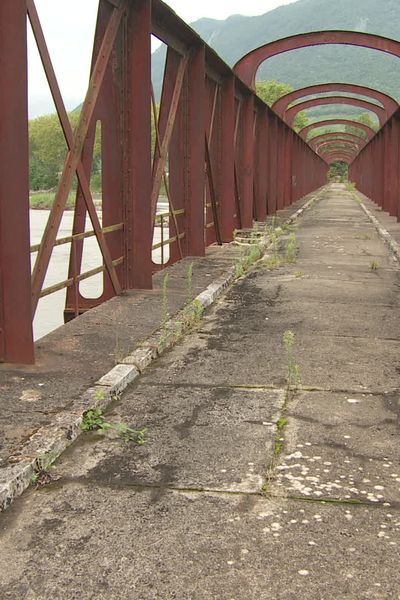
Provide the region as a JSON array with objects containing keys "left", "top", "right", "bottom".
[{"left": 152, "top": 0, "right": 400, "bottom": 112}]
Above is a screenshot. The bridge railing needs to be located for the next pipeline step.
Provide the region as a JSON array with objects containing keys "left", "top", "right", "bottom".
[
  {"left": 349, "top": 109, "right": 400, "bottom": 219},
  {"left": 0, "top": 0, "right": 327, "bottom": 364}
]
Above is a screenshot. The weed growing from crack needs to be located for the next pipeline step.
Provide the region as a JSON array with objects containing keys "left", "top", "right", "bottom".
[
  {"left": 355, "top": 233, "right": 371, "bottom": 241},
  {"left": 294, "top": 271, "right": 305, "bottom": 278},
  {"left": 162, "top": 272, "right": 170, "bottom": 325},
  {"left": 283, "top": 330, "right": 301, "bottom": 395},
  {"left": 80, "top": 407, "right": 147, "bottom": 445},
  {"left": 370, "top": 259, "right": 379, "bottom": 270},
  {"left": 235, "top": 241, "right": 263, "bottom": 278},
  {"left": 274, "top": 416, "right": 289, "bottom": 458},
  {"left": 285, "top": 233, "right": 297, "bottom": 263},
  {"left": 261, "top": 333, "right": 301, "bottom": 495},
  {"left": 264, "top": 255, "right": 282, "bottom": 270},
  {"left": 159, "top": 298, "right": 205, "bottom": 348},
  {"left": 187, "top": 262, "right": 194, "bottom": 303},
  {"left": 31, "top": 455, "right": 58, "bottom": 488}
]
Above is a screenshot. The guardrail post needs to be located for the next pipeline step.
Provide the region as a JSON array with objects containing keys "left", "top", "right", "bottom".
[{"left": 0, "top": 0, "right": 34, "bottom": 363}]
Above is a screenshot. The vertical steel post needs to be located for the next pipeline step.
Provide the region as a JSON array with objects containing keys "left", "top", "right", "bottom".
[
  {"left": 0, "top": 0, "right": 34, "bottom": 363},
  {"left": 240, "top": 95, "right": 254, "bottom": 227},
  {"left": 186, "top": 45, "right": 206, "bottom": 255},
  {"left": 267, "top": 115, "right": 278, "bottom": 215},
  {"left": 220, "top": 75, "right": 235, "bottom": 241},
  {"left": 254, "top": 107, "right": 268, "bottom": 221},
  {"left": 124, "top": 0, "right": 152, "bottom": 288}
]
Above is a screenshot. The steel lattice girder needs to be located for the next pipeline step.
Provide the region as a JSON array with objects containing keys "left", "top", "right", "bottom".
[
  {"left": 0, "top": 0, "right": 328, "bottom": 363},
  {"left": 272, "top": 83, "right": 398, "bottom": 118},
  {"left": 350, "top": 109, "right": 400, "bottom": 217}
]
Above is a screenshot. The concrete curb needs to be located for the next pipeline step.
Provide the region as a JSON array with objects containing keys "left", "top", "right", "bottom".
[
  {"left": 355, "top": 193, "right": 400, "bottom": 263},
  {"left": 0, "top": 187, "right": 323, "bottom": 511}
]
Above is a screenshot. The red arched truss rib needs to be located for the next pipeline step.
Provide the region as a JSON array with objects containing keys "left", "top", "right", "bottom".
[
  {"left": 316, "top": 141, "right": 360, "bottom": 156},
  {"left": 309, "top": 132, "right": 366, "bottom": 150},
  {"left": 285, "top": 96, "right": 388, "bottom": 127},
  {"left": 326, "top": 154, "right": 353, "bottom": 164},
  {"left": 272, "top": 83, "right": 398, "bottom": 118},
  {"left": 234, "top": 31, "right": 400, "bottom": 88},
  {"left": 299, "top": 118, "right": 375, "bottom": 140},
  {"left": 321, "top": 148, "right": 357, "bottom": 161}
]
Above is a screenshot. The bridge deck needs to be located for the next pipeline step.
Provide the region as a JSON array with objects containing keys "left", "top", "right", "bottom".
[{"left": 1, "top": 184, "right": 400, "bottom": 597}]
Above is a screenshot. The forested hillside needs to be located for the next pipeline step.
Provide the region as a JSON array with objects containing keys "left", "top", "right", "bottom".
[{"left": 152, "top": 0, "right": 400, "bottom": 101}]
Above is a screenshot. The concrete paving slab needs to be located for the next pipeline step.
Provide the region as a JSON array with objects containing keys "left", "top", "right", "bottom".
[
  {"left": 139, "top": 324, "right": 400, "bottom": 391},
  {"left": 0, "top": 485, "right": 399, "bottom": 600},
  {"left": 2, "top": 183, "right": 400, "bottom": 598},
  {"left": 280, "top": 261, "right": 400, "bottom": 283},
  {"left": 55, "top": 385, "right": 284, "bottom": 493},
  {"left": 272, "top": 391, "right": 400, "bottom": 505}
]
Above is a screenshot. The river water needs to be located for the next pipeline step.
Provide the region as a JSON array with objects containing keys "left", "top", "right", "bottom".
[{"left": 31, "top": 209, "right": 167, "bottom": 340}]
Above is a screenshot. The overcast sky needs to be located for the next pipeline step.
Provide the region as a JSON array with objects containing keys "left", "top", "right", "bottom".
[{"left": 28, "top": 0, "right": 297, "bottom": 117}]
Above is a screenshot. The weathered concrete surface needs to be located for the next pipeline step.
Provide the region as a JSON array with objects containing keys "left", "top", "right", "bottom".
[
  {"left": 0, "top": 248, "right": 241, "bottom": 467},
  {"left": 1, "top": 184, "right": 400, "bottom": 598}
]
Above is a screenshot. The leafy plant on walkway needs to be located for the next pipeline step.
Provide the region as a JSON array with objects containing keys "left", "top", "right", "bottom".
[
  {"left": 370, "top": 259, "right": 379, "bottom": 270},
  {"left": 285, "top": 233, "right": 297, "bottom": 263},
  {"left": 80, "top": 407, "right": 147, "bottom": 444},
  {"left": 187, "top": 262, "right": 194, "bottom": 303},
  {"left": 235, "top": 242, "right": 263, "bottom": 277}
]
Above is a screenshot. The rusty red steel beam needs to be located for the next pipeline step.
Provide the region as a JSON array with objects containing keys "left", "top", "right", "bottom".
[
  {"left": 234, "top": 31, "right": 400, "bottom": 88},
  {"left": 28, "top": 0, "right": 124, "bottom": 319},
  {"left": 314, "top": 136, "right": 362, "bottom": 149},
  {"left": 309, "top": 132, "right": 367, "bottom": 149},
  {"left": 299, "top": 118, "right": 376, "bottom": 141},
  {"left": 326, "top": 154, "right": 354, "bottom": 164},
  {"left": 350, "top": 109, "right": 400, "bottom": 218},
  {"left": 151, "top": 51, "right": 189, "bottom": 230},
  {"left": 319, "top": 142, "right": 358, "bottom": 155},
  {"left": 272, "top": 83, "right": 398, "bottom": 118},
  {"left": 317, "top": 142, "right": 360, "bottom": 157},
  {"left": 0, "top": 0, "right": 34, "bottom": 363},
  {"left": 30, "top": 0, "right": 126, "bottom": 316},
  {"left": 320, "top": 143, "right": 358, "bottom": 155},
  {"left": 1, "top": 0, "right": 329, "bottom": 363},
  {"left": 322, "top": 150, "right": 357, "bottom": 162},
  {"left": 321, "top": 154, "right": 357, "bottom": 165},
  {"left": 285, "top": 96, "right": 388, "bottom": 128}
]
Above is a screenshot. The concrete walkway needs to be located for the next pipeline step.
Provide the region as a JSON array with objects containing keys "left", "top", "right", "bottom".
[{"left": 1, "top": 184, "right": 400, "bottom": 599}]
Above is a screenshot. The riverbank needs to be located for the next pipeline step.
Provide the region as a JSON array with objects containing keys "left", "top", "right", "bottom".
[{"left": 29, "top": 192, "right": 101, "bottom": 210}]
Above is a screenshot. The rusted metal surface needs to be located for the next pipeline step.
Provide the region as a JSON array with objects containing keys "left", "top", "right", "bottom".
[
  {"left": 299, "top": 119, "right": 375, "bottom": 141},
  {"left": 309, "top": 132, "right": 367, "bottom": 150},
  {"left": 350, "top": 109, "right": 400, "bottom": 218},
  {"left": 317, "top": 141, "right": 359, "bottom": 156},
  {"left": 0, "top": 0, "right": 329, "bottom": 363},
  {"left": 234, "top": 31, "right": 400, "bottom": 88},
  {"left": 285, "top": 96, "right": 389, "bottom": 128},
  {"left": 272, "top": 83, "right": 398, "bottom": 118},
  {"left": 0, "top": 0, "right": 34, "bottom": 364}
]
